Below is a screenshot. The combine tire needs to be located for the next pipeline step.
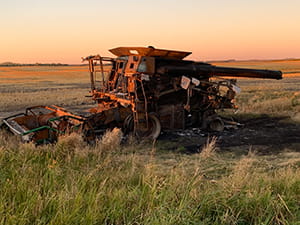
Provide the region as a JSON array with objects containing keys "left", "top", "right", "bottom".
[
  {"left": 208, "top": 117, "right": 224, "bottom": 132},
  {"left": 135, "top": 114, "right": 161, "bottom": 140}
]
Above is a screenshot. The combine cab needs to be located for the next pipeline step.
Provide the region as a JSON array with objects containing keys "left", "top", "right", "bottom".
[{"left": 1, "top": 46, "right": 283, "bottom": 143}]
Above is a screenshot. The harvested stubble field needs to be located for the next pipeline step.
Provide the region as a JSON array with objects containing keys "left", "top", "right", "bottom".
[
  {"left": 0, "top": 61, "right": 300, "bottom": 224},
  {"left": 0, "top": 66, "right": 91, "bottom": 118}
]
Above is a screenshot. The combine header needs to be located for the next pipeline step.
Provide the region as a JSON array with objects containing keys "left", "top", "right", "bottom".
[
  {"left": 1, "top": 46, "right": 282, "bottom": 144},
  {"left": 1, "top": 105, "right": 86, "bottom": 144}
]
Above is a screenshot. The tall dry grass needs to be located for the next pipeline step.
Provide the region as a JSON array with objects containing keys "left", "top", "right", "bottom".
[
  {"left": 97, "top": 128, "right": 123, "bottom": 152},
  {"left": 199, "top": 136, "right": 217, "bottom": 159},
  {"left": 1, "top": 133, "right": 300, "bottom": 224}
]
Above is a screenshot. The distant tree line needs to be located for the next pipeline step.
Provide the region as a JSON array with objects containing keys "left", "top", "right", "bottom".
[{"left": 0, "top": 62, "right": 69, "bottom": 67}]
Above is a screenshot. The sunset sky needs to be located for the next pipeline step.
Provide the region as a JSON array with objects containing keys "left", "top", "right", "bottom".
[{"left": 1, "top": 0, "right": 300, "bottom": 63}]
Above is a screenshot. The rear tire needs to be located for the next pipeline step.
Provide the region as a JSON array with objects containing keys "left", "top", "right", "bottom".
[
  {"left": 208, "top": 117, "right": 224, "bottom": 132},
  {"left": 135, "top": 114, "right": 161, "bottom": 140}
]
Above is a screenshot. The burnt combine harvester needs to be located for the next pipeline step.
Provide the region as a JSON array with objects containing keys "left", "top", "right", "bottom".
[{"left": 1, "top": 47, "right": 282, "bottom": 143}]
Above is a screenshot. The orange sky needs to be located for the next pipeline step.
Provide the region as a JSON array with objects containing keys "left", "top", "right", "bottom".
[{"left": 1, "top": 0, "right": 300, "bottom": 64}]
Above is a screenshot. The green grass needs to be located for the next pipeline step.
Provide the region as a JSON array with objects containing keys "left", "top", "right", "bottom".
[{"left": 1, "top": 132, "right": 300, "bottom": 224}]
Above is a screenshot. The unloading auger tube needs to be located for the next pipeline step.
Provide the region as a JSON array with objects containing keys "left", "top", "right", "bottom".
[{"left": 156, "top": 63, "right": 282, "bottom": 80}]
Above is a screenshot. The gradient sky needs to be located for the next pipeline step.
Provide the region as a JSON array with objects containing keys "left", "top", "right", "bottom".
[{"left": 1, "top": 0, "right": 300, "bottom": 63}]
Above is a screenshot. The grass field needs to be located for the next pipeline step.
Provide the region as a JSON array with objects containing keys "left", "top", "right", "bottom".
[
  {"left": 1, "top": 131, "right": 300, "bottom": 224},
  {"left": 0, "top": 66, "right": 91, "bottom": 117},
  {"left": 0, "top": 61, "right": 300, "bottom": 224}
]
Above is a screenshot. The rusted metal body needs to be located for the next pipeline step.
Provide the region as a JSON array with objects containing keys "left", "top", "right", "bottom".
[
  {"left": 2, "top": 105, "right": 85, "bottom": 144},
  {"left": 82, "top": 46, "right": 282, "bottom": 139},
  {"left": 2, "top": 46, "right": 283, "bottom": 143}
]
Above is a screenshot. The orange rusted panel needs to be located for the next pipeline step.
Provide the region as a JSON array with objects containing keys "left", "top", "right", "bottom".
[{"left": 109, "top": 47, "right": 191, "bottom": 60}]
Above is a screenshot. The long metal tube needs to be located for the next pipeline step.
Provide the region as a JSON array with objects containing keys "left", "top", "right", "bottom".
[{"left": 157, "top": 64, "right": 282, "bottom": 80}]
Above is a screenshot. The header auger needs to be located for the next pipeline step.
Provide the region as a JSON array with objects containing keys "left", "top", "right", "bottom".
[{"left": 1, "top": 46, "right": 282, "bottom": 144}]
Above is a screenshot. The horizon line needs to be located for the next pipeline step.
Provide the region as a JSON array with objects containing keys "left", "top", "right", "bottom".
[{"left": 1, "top": 57, "right": 300, "bottom": 65}]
